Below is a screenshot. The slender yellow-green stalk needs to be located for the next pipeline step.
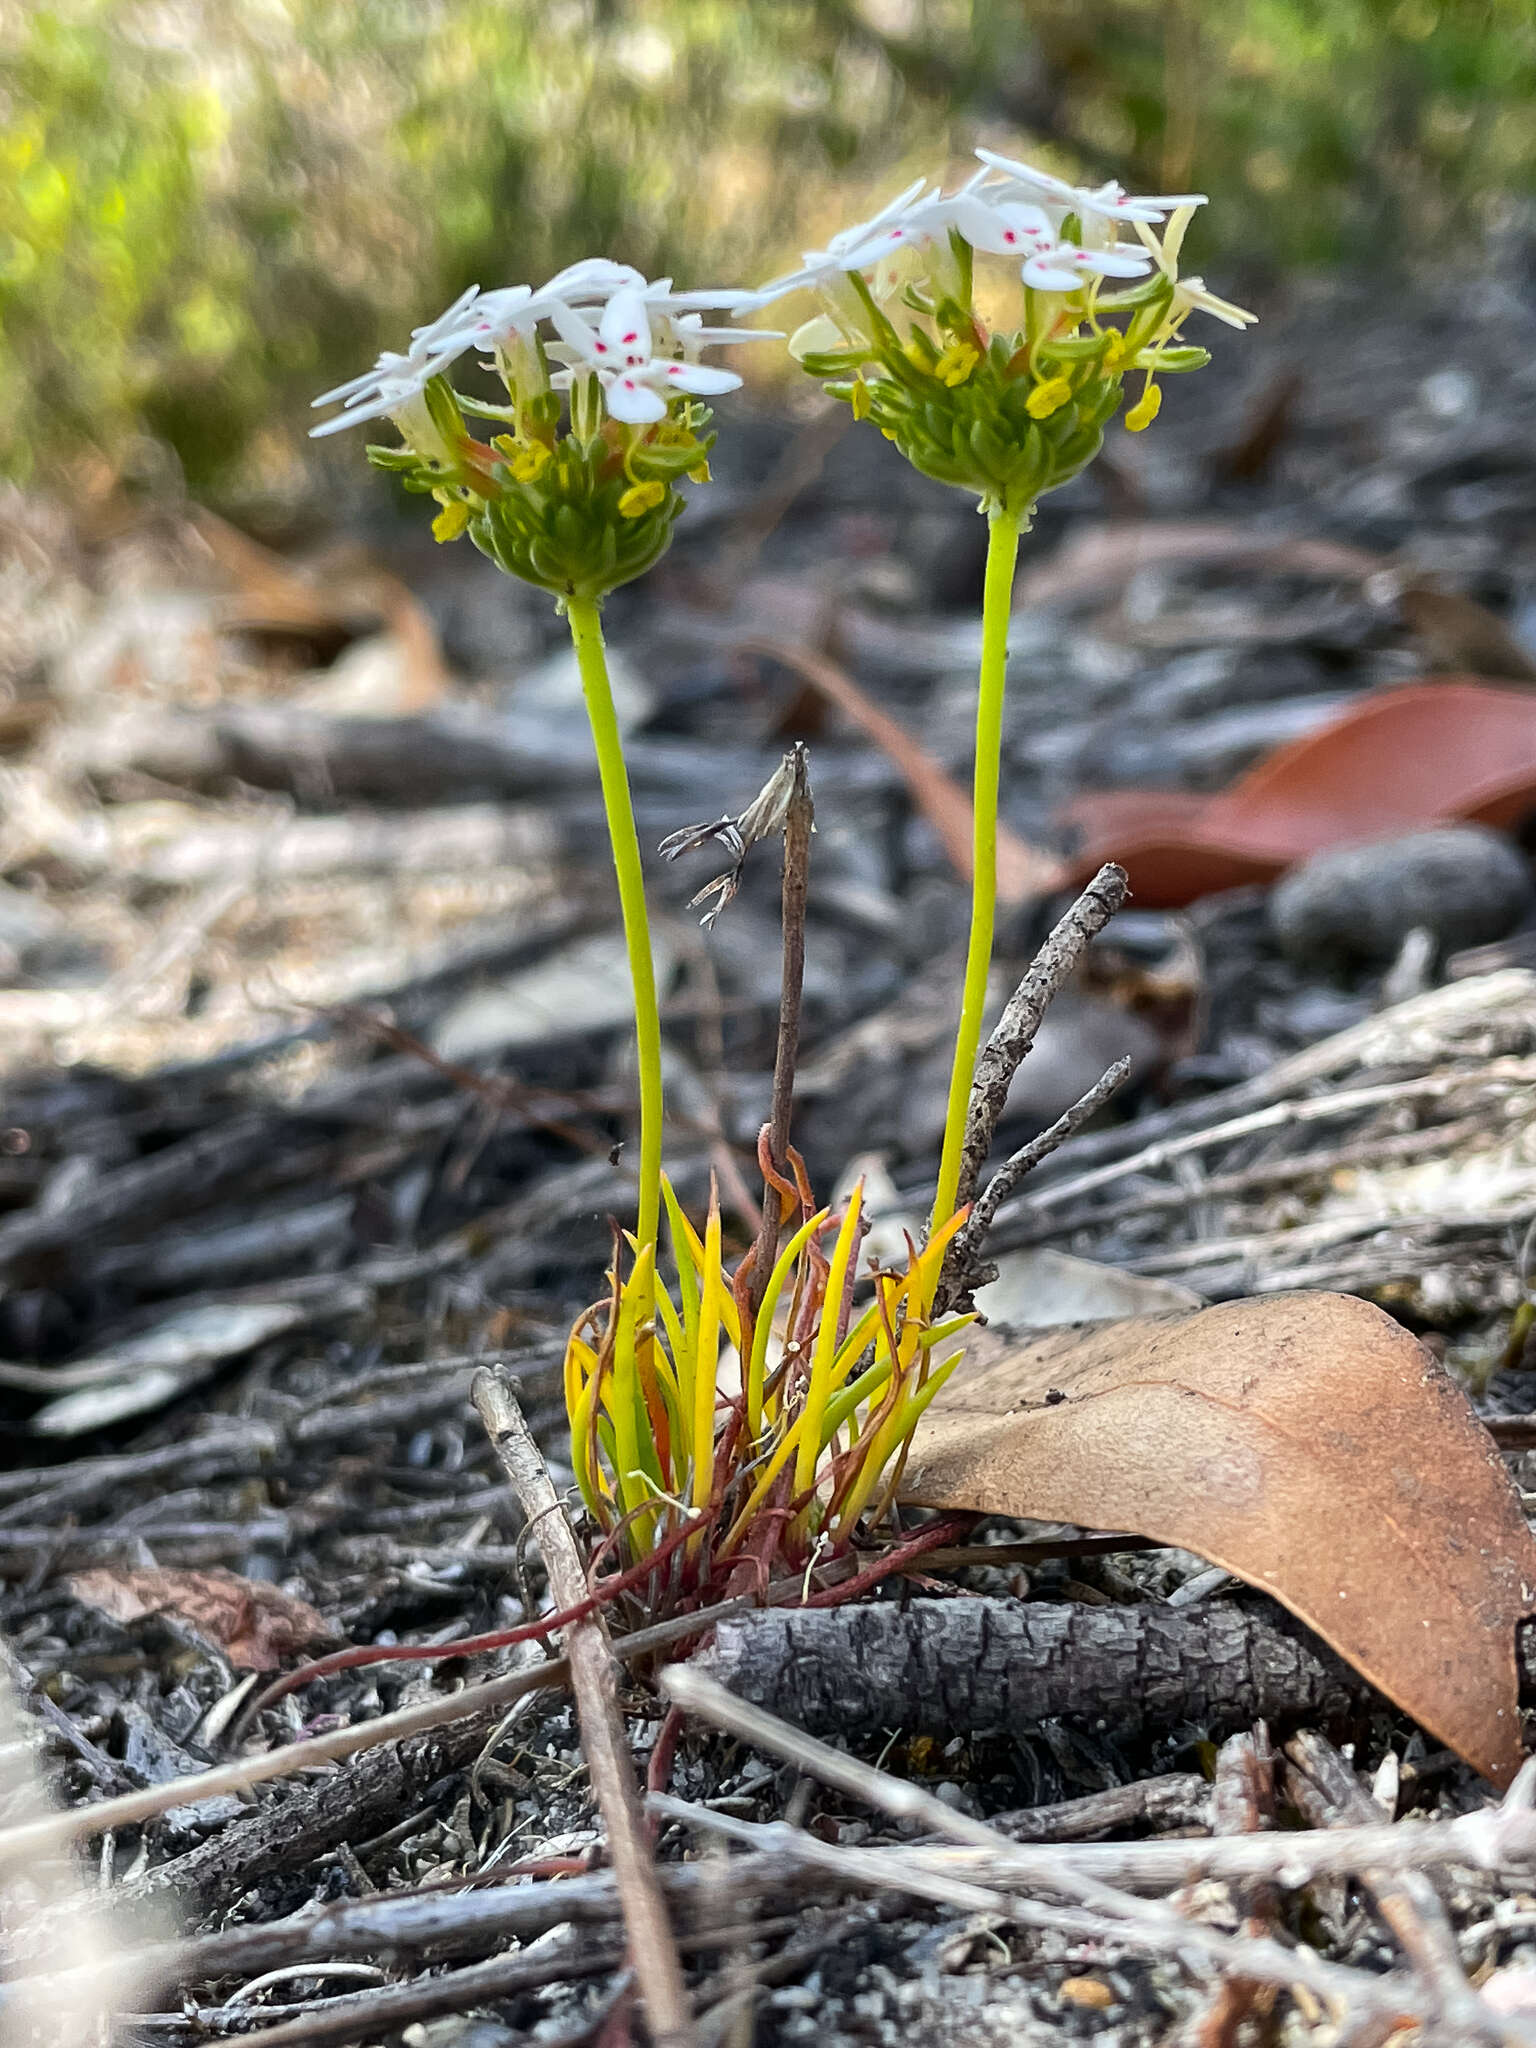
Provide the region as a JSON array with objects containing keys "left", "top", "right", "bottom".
[
  {"left": 566, "top": 595, "right": 664, "bottom": 1255},
  {"left": 930, "top": 504, "right": 1024, "bottom": 1234}
]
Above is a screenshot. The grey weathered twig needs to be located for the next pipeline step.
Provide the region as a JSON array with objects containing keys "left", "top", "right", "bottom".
[
  {"left": 942, "top": 1053, "right": 1133, "bottom": 1308},
  {"left": 1286, "top": 1729, "right": 1499, "bottom": 2043},
  {"left": 471, "top": 1367, "right": 694, "bottom": 2048},
  {"left": 654, "top": 1682, "right": 1452, "bottom": 2032},
  {"left": 950, "top": 862, "right": 1129, "bottom": 1220}
]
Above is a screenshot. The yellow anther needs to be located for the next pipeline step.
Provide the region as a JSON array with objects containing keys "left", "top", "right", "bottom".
[
  {"left": 1025, "top": 374, "right": 1073, "bottom": 420},
  {"left": 618, "top": 480, "right": 667, "bottom": 518},
  {"left": 687, "top": 460, "right": 712, "bottom": 484},
  {"left": 850, "top": 377, "right": 872, "bottom": 421},
  {"left": 935, "top": 342, "right": 979, "bottom": 388},
  {"left": 1100, "top": 332, "right": 1127, "bottom": 370},
  {"left": 508, "top": 442, "right": 551, "bottom": 483},
  {"left": 431, "top": 500, "right": 471, "bottom": 544},
  {"left": 1124, "top": 382, "right": 1162, "bottom": 432}
]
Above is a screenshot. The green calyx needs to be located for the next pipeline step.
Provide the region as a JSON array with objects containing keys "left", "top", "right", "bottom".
[
  {"left": 798, "top": 264, "right": 1216, "bottom": 518},
  {"left": 814, "top": 331, "right": 1125, "bottom": 519},
  {"left": 367, "top": 376, "right": 717, "bottom": 602}
]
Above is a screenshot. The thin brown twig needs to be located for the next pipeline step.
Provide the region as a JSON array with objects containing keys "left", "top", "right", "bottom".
[
  {"left": 472, "top": 1367, "right": 695, "bottom": 2048},
  {"left": 0, "top": 1599, "right": 752, "bottom": 1867},
  {"left": 749, "top": 743, "right": 813, "bottom": 1311},
  {"left": 737, "top": 637, "right": 1060, "bottom": 903}
]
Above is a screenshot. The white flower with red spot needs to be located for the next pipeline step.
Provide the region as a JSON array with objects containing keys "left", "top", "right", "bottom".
[
  {"left": 310, "top": 286, "right": 482, "bottom": 437},
  {"left": 547, "top": 287, "right": 747, "bottom": 424},
  {"left": 973, "top": 147, "right": 1207, "bottom": 227},
  {"left": 943, "top": 191, "right": 1152, "bottom": 292},
  {"left": 755, "top": 178, "right": 941, "bottom": 301}
]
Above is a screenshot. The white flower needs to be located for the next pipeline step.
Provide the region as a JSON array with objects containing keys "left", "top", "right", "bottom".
[
  {"left": 1163, "top": 274, "right": 1256, "bottom": 330},
  {"left": 666, "top": 311, "right": 783, "bottom": 360},
  {"left": 547, "top": 287, "right": 745, "bottom": 424},
  {"left": 943, "top": 190, "right": 1150, "bottom": 291},
  {"left": 1134, "top": 205, "right": 1257, "bottom": 330},
  {"left": 755, "top": 178, "right": 940, "bottom": 300},
  {"left": 310, "top": 286, "right": 482, "bottom": 437},
  {"left": 974, "top": 148, "right": 1206, "bottom": 227},
  {"left": 440, "top": 265, "right": 765, "bottom": 357}
]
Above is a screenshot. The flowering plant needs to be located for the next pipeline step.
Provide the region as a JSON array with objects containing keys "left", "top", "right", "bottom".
[
  {"left": 314, "top": 155, "right": 1248, "bottom": 1599},
  {"left": 762, "top": 150, "right": 1253, "bottom": 1234},
  {"left": 315, "top": 260, "right": 976, "bottom": 1599},
  {"left": 314, "top": 259, "right": 769, "bottom": 1266}
]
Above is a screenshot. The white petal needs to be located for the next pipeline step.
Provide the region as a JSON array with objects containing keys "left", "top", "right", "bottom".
[
  {"left": 448, "top": 284, "right": 536, "bottom": 344},
  {"left": 974, "top": 147, "right": 1078, "bottom": 207},
  {"left": 311, "top": 349, "right": 418, "bottom": 408},
  {"left": 546, "top": 258, "right": 644, "bottom": 299},
  {"left": 599, "top": 288, "right": 652, "bottom": 364},
  {"left": 410, "top": 284, "right": 483, "bottom": 344},
  {"left": 602, "top": 374, "right": 668, "bottom": 423},
  {"left": 1084, "top": 246, "right": 1154, "bottom": 277},
  {"left": 1021, "top": 256, "right": 1087, "bottom": 292},
  {"left": 547, "top": 298, "right": 604, "bottom": 363},
  {"left": 752, "top": 266, "right": 820, "bottom": 301},
  {"left": 308, "top": 390, "right": 400, "bottom": 436},
  {"left": 693, "top": 323, "right": 784, "bottom": 346},
  {"left": 858, "top": 176, "right": 933, "bottom": 235},
  {"left": 653, "top": 284, "right": 764, "bottom": 310},
  {"left": 657, "top": 362, "right": 742, "bottom": 395}
]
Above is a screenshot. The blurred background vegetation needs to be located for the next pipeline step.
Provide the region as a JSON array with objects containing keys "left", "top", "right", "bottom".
[{"left": 2, "top": 0, "right": 1534, "bottom": 503}]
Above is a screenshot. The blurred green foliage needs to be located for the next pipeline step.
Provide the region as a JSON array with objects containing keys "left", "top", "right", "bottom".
[{"left": 2, "top": 0, "right": 1533, "bottom": 497}]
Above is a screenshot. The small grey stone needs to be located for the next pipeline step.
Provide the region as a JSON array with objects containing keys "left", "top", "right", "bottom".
[{"left": 1270, "top": 826, "right": 1533, "bottom": 968}]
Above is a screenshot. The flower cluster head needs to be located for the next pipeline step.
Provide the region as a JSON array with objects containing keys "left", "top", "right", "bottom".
[
  {"left": 311, "top": 261, "right": 773, "bottom": 600},
  {"left": 760, "top": 147, "right": 1253, "bottom": 518}
]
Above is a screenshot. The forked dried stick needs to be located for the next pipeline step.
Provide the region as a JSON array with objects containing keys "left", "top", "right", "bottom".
[
  {"left": 952, "top": 861, "right": 1130, "bottom": 1215},
  {"left": 938, "top": 860, "right": 1128, "bottom": 1306},
  {"left": 472, "top": 1368, "right": 695, "bottom": 2048}
]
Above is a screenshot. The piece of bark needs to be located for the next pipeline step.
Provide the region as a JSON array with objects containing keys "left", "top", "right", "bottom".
[
  {"left": 699, "top": 1598, "right": 1364, "bottom": 1742},
  {"left": 128, "top": 1707, "right": 507, "bottom": 1914},
  {"left": 987, "top": 1772, "right": 1211, "bottom": 1842}
]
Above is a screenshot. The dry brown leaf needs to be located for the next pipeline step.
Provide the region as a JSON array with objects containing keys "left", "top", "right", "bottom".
[
  {"left": 1060, "top": 678, "right": 1536, "bottom": 907},
  {"left": 67, "top": 1566, "right": 332, "bottom": 1671},
  {"left": 901, "top": 1291, "right": 1536, "bottom": 1785}
]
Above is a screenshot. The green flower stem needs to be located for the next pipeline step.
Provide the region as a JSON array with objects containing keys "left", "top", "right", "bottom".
[
  {"left": 930, "top": 502, "right": 1024, "bottom": 1235},
  {"left": 566, "top": 594, "right": 663, "bottom": 1256}
]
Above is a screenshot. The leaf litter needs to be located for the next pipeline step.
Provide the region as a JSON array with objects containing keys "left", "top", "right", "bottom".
[{"left": 5, "top": 274, "right": 1536, "bottom": 2042}]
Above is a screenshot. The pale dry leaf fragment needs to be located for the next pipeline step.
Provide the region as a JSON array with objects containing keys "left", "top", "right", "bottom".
[
  {"left": 66, "top": 1566, "right": 332, "bottom": 1671},
  {"left": 901, "top": 1290, "right": 1536, "bottom": 1785}
]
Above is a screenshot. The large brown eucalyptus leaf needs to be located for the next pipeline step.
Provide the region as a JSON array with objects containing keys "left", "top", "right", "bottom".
[{"left": 900, "top": 1291, "right": 1536, "bottom": 1785}]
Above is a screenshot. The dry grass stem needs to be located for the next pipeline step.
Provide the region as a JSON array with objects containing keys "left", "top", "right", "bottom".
[{"left": 473, "top": 1366, "right": 695, "bottom": 2048}]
